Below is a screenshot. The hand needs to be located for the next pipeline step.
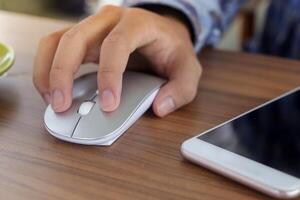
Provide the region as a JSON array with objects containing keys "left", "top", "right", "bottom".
[{"left": 33, "top": 5, "right": 202, "bottom": 117}]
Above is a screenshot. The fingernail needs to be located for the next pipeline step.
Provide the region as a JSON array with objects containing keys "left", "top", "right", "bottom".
[
  {"left": 158, "top": 96, "right": 176, "bottom": 116},
  {"left": 51, "top": 89, "right": 64, "bottom": 111},
  {"left": 100, "top": 89, "right": 116, "bottom": 111},
  {"left": 43, "top": 93, "right": 51, "bottom": 104}
]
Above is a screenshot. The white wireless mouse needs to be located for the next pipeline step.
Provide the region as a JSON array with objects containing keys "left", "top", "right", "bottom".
[{"left": 44, "top": 71, "right": 165, "bottom": 145}]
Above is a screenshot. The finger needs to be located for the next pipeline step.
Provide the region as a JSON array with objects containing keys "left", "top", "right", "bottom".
[
  {"left": 33, "top": 28, "right": 69, "bottom": 104},
  {"left": 49, "top": 5, "right": 122, "bottom": 112},
  {"left": 98, "top": 9, "right": 158, "bottom": 111},
  {"left": 152, "top": 52, "right": 202, "bottom": 117}
]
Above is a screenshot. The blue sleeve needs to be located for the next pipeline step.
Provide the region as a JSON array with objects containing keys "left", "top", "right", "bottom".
[{"left": 123, "top": 0, "right": 246, "bottom": 52}]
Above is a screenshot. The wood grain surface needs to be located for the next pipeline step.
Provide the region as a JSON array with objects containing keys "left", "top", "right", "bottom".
[{"left": 1, "top": 11, "right": 300, "bottom": 200}]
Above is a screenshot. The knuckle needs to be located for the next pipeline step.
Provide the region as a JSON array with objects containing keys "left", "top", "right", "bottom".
[
  {"left": 97, "top": 5, "right": 123, "bottom": 20},
  {"left": 103, "top": 32, "right": 123, "bottom": 44},
  {"left": 100, "top": 5, "right": 121, "bottom": 14},
  {"left": 99, "top": 69, "right": 118, "bottom": 75},
  {"left": 49, "top": 66, "right": 73, "bottom": 91},
  {"left": 61, "top": 26, "right": 83, "bottom": 42},
  {"left": 40, "top": 32, "right": 60, "bottom": 46},
  {"left": 172, "top": 39, "right": 186, "bottom": 51},
  {"left": 97, "top": 70, "right": 122, "bottom": 88},
  {"left": 124, "top": 8, "right": 143, "bottom": 18},
  {"left": 98, "top": 68, "right": 122, "bottom": 79},
  {"left": 49, "top": 67, "right": 65, "bottom": 83},
  {"left": 102, "top": 33, "right": 129, "bottom": 51},
  {"left": 125, "top": 8, "right": 156, "bottom": 28},
  {"left": 51, "top": 65, "right": 65, "bottom": 74},
  {"left": 125, "top": 7, "right": 151, "bottom": 18}
]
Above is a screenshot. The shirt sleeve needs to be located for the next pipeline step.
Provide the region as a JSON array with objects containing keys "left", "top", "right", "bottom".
[{"left": 123, "top": 0, "right": 246, "bottom": 52}]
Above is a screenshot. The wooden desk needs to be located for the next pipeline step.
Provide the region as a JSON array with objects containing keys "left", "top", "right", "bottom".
[{"left": 1, "top": 11, "right": 300, "bottom": 200}]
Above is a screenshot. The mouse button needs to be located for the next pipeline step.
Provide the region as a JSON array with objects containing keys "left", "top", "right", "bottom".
[
  {"left": 72, "top": 112, "right": 112, "bottom": 140},
  {"left": 123, "top": 72, "right": 165, "bottom": 90},
  {"left": 121, "top": 72, "right": 165, "bottom": 99},
  {"left": 44, "top": 98, "right": 82, "bottom": 137},
  {"left": 72, "top": 73, "right": 98, "bottom": 99}
]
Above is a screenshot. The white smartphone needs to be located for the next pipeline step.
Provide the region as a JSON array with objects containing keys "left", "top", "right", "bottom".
[{"left": 181, "top": 87, "right": 300, "bottom": 199}]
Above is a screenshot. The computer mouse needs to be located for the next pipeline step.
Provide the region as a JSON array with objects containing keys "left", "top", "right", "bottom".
[{"left": 44, "top": 71, "right": 165, "bottom": 145}]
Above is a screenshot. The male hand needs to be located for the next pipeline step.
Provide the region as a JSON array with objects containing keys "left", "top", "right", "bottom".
[{"left": 33, "top": 5, "right": 202, "bottom": 117}]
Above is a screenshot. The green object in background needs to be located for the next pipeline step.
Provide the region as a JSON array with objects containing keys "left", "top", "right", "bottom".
[{"left": 0, "top": 42, "right": 14, "bottom": 76}]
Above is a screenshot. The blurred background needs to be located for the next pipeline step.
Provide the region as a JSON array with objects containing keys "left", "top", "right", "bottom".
[
  {"left": 1, "top": 0, "right": 299, "bottom": 60},
  {"left": 0, "top": 0, "right": 122, "bottom": 19}
]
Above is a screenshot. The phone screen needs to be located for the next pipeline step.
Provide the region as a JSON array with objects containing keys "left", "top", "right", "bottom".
[{"left": 198, "top": 88, "right": 300, "bottom": 179}]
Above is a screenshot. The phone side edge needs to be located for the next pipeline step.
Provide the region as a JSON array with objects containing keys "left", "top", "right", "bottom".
[{"left": 181, "top": 139, "right": 300, "bottom": 199}]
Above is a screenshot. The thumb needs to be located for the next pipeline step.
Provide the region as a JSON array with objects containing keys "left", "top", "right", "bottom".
[{"left": 152, "top": 58, "right": 202, "bottom": 117}]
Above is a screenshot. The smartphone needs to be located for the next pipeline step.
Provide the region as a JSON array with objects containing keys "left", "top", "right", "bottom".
[{"left": 181, "top": 87, "right": 300, "bottom": 199}]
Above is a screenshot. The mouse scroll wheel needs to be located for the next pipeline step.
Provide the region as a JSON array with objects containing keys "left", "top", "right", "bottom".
[{"left": 78, "top": 101, "right": 95, "bottom": 116}]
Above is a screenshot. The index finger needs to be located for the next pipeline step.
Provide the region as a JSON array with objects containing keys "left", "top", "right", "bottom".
[
  {"left": 33, "top": 28, "right": 69, "bottom": 103},
  {"left": 49, "top": 6, "right": 122, "bottom": 112}
]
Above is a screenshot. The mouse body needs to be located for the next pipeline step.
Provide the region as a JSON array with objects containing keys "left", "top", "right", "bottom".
[{"left": 44, "top": 71, "right": 165, "bottom": 145}]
